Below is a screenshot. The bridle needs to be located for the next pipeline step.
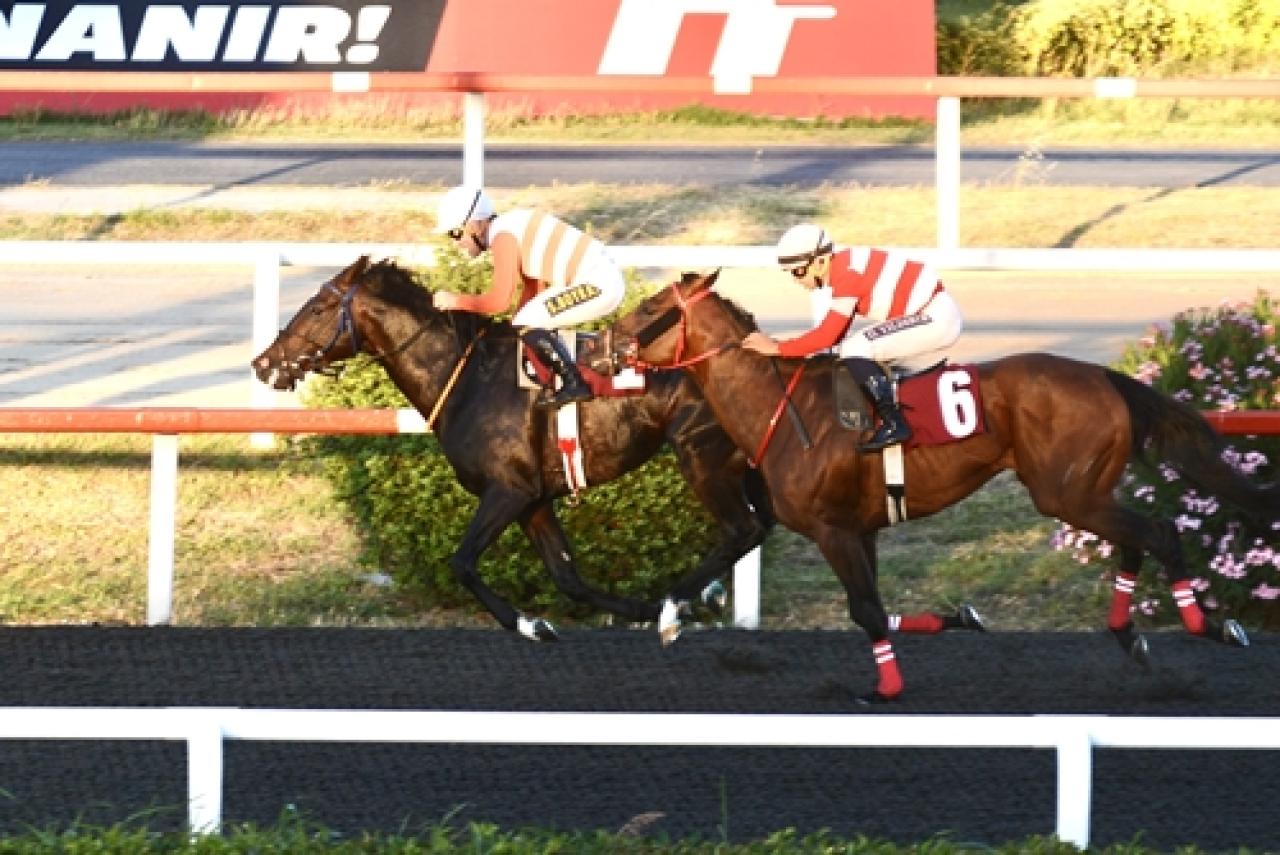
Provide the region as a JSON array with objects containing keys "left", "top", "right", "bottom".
[
  {"left": 621, "top": 280, "right": 807, "bottom": 468},
  {"left": 283, "top": 275, "right": 484, "bottom": 431},
  {"left": 296, "top": 278, "right": 430, "bottom": 372},
  {"left": 623, "top": 282, "right": 730, "bottom": 372}
]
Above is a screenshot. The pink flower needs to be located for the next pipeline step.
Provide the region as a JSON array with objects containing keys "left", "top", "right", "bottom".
[{"left": 1250, "top": 583, "right": 1280, "bottom": 601}]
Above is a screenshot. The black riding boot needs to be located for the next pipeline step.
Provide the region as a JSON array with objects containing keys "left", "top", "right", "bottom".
[
  {"left": 842, "top": 358, "right": 912, "bottom": 452},
  {"left": 521, "top": 328, "right": 594, "bottom": 409}
]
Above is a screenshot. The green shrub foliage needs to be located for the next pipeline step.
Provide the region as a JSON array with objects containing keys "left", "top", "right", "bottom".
[
  {"left": 1053, "top": 292, "right": 1280, "bottom": 626},
  {"left": 937, "top": 0, "right": 1280, "bottom": 76},
  {"left": 300, "top": 248, "right": 721, "bottom": 621}
]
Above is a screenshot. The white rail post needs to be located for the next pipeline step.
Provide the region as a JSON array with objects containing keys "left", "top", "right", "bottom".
[
  {"left": 250, "top": 250, "right": 283, "bottom": 449},
  {"left": 147, "top": 433, "right": 179, "bottom": 626},
  {"left": 186, "top": 711, "right": 226, "bottom": 834},
  {"left": 935, "top": 96, "right": 961, "bottom": 251},
  {"left": 733, "top": 549, "right": 761, "bottom": 628},
  {"left": 1055, "top": 723, "right": 1094, "bottom": 849},
  {"left": 463, "top": 92, "right": 486, "bottom": 187}
]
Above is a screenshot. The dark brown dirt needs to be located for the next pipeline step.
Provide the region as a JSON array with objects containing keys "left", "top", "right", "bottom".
[{"left": 0, "top": 626, "right": 1276, "bottom": 850}]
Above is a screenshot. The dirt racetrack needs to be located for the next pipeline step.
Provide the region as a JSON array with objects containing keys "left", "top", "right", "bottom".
[{"left": 0, "top": 625, "right": 1277, "bottom": 850}]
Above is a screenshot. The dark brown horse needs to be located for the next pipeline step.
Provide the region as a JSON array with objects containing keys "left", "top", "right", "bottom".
[
  {"left": 252, "top": 257, "right": 773, "bottom": 642},
  {"left": 607, "top": 269, "right": 1276, "bottom": 700}
]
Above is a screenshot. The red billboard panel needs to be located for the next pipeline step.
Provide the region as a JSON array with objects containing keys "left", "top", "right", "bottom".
[{"left": 0, "top": 1, "right": 935, "bottom": 118}]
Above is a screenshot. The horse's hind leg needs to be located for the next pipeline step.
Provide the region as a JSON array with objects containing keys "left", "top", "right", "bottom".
[
  {"left": 1058, "top": 502, "right": 1248, "bottom": 650},
  {"left": 1107, "top": 545, "right": 1151, "bottom": 669},
  {"left": 519, "top": 501, "right": 661, "bottom": 624}
]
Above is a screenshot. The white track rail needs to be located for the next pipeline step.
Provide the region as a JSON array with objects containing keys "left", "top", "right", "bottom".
[{"left": 3, "top": 707, "right": 1278, "bottom": 848}]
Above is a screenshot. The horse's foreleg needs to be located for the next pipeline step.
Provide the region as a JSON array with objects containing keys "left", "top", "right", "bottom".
[
  {"left": 816, "top": 526, "right": 901, "bottom": 703},
  {"left": 452, "top": 488, "right": 558, "bottom": 641},
  {"left": 659, "top": 469, "right": 772, "bottom": 644},
  {"left": 519, "top": 502, "right": 661, "bottom": 625},
  {"left": 890, "top": 605, "right": 986, "bottom": 634}
]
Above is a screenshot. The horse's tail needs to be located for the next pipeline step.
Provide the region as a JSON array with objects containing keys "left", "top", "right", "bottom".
[{"left": 1107, "top": 368, "right": 1280, "bottom": 524}]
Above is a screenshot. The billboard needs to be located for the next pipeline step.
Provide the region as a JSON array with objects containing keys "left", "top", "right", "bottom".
[{"left": 0, "top": 1, "right": 935, "bottom": 118}]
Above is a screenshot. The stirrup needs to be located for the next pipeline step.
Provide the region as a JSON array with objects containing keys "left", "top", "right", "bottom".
[
  {"left": 534, "top": 383, "right": 593, "bottom": 410},
  {"left": 859, "top": 421, "right": 912, "bottom": 452}
]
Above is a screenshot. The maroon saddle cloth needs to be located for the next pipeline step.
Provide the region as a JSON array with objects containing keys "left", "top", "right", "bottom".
[{"left": 836, "top": 361, "right": 988, "bottom": 450}]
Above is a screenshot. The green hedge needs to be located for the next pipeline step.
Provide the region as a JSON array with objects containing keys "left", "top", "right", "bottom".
[
  {"left": 300, "top": 249, "right": 722, "bottom": 621},
  {"left": 937, "top": 0, "right": 1280, "bottom": 76}
]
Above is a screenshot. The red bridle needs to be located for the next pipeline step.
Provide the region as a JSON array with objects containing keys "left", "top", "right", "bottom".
[{"left": 625, "top": 281, "right": 805, "bottom": 468}]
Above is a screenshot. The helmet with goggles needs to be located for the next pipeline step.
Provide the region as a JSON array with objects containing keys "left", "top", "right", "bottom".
[
  {"left": 434, "top": 186, "right": 496, "bottom": 235},
  {"left": 776, "top": 223, "right": 833, "bottom": 269}
]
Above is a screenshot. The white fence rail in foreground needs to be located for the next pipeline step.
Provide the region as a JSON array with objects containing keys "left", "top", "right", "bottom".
[{"left": 4, "top": 707, "right": 1279, "bottom": 849}]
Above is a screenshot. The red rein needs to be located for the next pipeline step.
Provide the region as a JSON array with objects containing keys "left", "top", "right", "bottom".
[{"left": 629, "top": 283, "right": 804, "bottom": 467}]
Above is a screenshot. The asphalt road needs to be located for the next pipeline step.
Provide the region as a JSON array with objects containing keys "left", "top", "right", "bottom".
[
  {"left": 4, "top": 264, "right": 1275, "bottom": 408},
  {"left": 0, "top": 141, "right": 1278, "bottom": 188}
]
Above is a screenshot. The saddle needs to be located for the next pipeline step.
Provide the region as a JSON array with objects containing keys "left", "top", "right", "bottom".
[
  {"left": 519, "top": 330, "right": 645, "bottom": 397},
  {"left": 834, "top": 360, "right": 986, "bottom": 451},
  {"left": 833, "top": 359, "right": 987, "bottom": 525}
]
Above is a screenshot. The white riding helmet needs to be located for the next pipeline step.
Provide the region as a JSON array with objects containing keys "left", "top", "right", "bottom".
[
  {"left": 434, "top": 185, "right": 496, "bottom": 234},
  {"left": 776, "top": 223, "right": 833, "bottom": 267}
]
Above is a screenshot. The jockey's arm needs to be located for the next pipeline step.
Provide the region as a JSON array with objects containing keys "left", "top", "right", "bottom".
[
  {"left": 776, "top": 296, "right": 857, "bottom": 358},
  {"left": 449, "top": 231, "right": 523, "bottom": 315}
]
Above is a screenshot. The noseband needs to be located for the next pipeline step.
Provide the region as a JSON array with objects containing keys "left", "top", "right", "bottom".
[{"left": 626, "top": 282, "right": 728, "bottom": 371}]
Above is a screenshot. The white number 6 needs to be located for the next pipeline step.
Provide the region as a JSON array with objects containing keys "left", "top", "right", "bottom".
[{"left": 937, "top": 370, "right": 978, "bottom": 439}]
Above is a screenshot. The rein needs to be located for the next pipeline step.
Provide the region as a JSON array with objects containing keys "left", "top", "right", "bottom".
[
  {"left": 750, "top": 361, "right": 806, "bottom": 468},
  {"left": 629, "top": 280, "right": 805, "bottom": 466},
  {"left": 303, "top": 276, "right": 484, "bottom": 432},
  {"left": 423, "top": 328, "right": 486, "bottom": 432}
]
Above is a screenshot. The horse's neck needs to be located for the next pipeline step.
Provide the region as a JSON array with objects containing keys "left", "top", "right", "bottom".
[{"left": 369, "top": 306, "right": 477, "bottom": 412}]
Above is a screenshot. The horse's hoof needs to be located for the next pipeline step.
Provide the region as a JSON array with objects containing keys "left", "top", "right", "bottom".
[
  {"left": 701, "top": 580, "right": 727, "bottom": 615},
  {"left": 1112, "top": 623, "right": 1152, "bottom": 671},
  {"left": 1128, "top": 634, "right": 1152, "bottom": 672},
  {"left": 658, "top": 598, "right": 684, "bottom": 647},
  {"left": 1222, "top": 618, "right": 1249, "bottom": 647},
  {"left": 958, "top": 603, "right": 986, "bottom": 632},
  {"left": 517, "top": 615, "right": 560, "bottom": 642},
  {"left": 855, "top": 690, "right": 897, "bottom": 706}
]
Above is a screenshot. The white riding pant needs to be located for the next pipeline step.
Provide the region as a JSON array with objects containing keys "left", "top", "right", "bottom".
[
  {"left": 512, "top": 256, "right": 626, "bottom": 330},
  {"left": 838, "top": 291, "right": 964, "bottom": 371}
]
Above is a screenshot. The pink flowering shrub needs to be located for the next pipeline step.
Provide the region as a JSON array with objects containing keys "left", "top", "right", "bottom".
[{"left": 1053, "top": 292, "right": 1280, "bottom": 626}]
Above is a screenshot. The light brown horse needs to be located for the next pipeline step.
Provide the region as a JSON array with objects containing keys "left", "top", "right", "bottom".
[{"left": 607, "top": 270, "right": 1275, "bottom": 702}]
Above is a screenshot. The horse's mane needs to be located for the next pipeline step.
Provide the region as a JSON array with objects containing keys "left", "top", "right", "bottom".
[
  {"left": 358, "top": 258, "right": 513, "bottom": 339},
  {"left": 709, "top": 283, "right": 837, "bottom": 370},
  {"left": 715, "top": 292, "right": 760, "bottom": 334}
]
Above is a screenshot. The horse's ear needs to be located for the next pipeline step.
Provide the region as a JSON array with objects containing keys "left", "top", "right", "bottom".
[
  {"left": 342, "top": 255, "right": 372, "bottom": 282},
  {"left": 703, "top": 268, "right": 721, "bottom": 288}
]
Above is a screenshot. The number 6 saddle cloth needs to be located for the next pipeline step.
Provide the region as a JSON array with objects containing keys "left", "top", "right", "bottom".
[
  {"left": 835, "top": 361, "right": 988, "bottom": 525},
  {"left": 835, "top": 360, "right": 987, "bottom": 451}
]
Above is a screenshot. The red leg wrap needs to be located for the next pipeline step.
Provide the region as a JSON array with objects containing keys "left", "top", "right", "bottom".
[
  {"left": 1108, "top": 572, "right": 1137, "bottom": 630},
  {"left": 889, "top": 613, "right": 945, "bottom": 634},
  {"left": 872, "top": 640, "right": 903, "bottom": 699},
  {"left": 1171, "top": 580, "right": 1206, "bottom": 635}
]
